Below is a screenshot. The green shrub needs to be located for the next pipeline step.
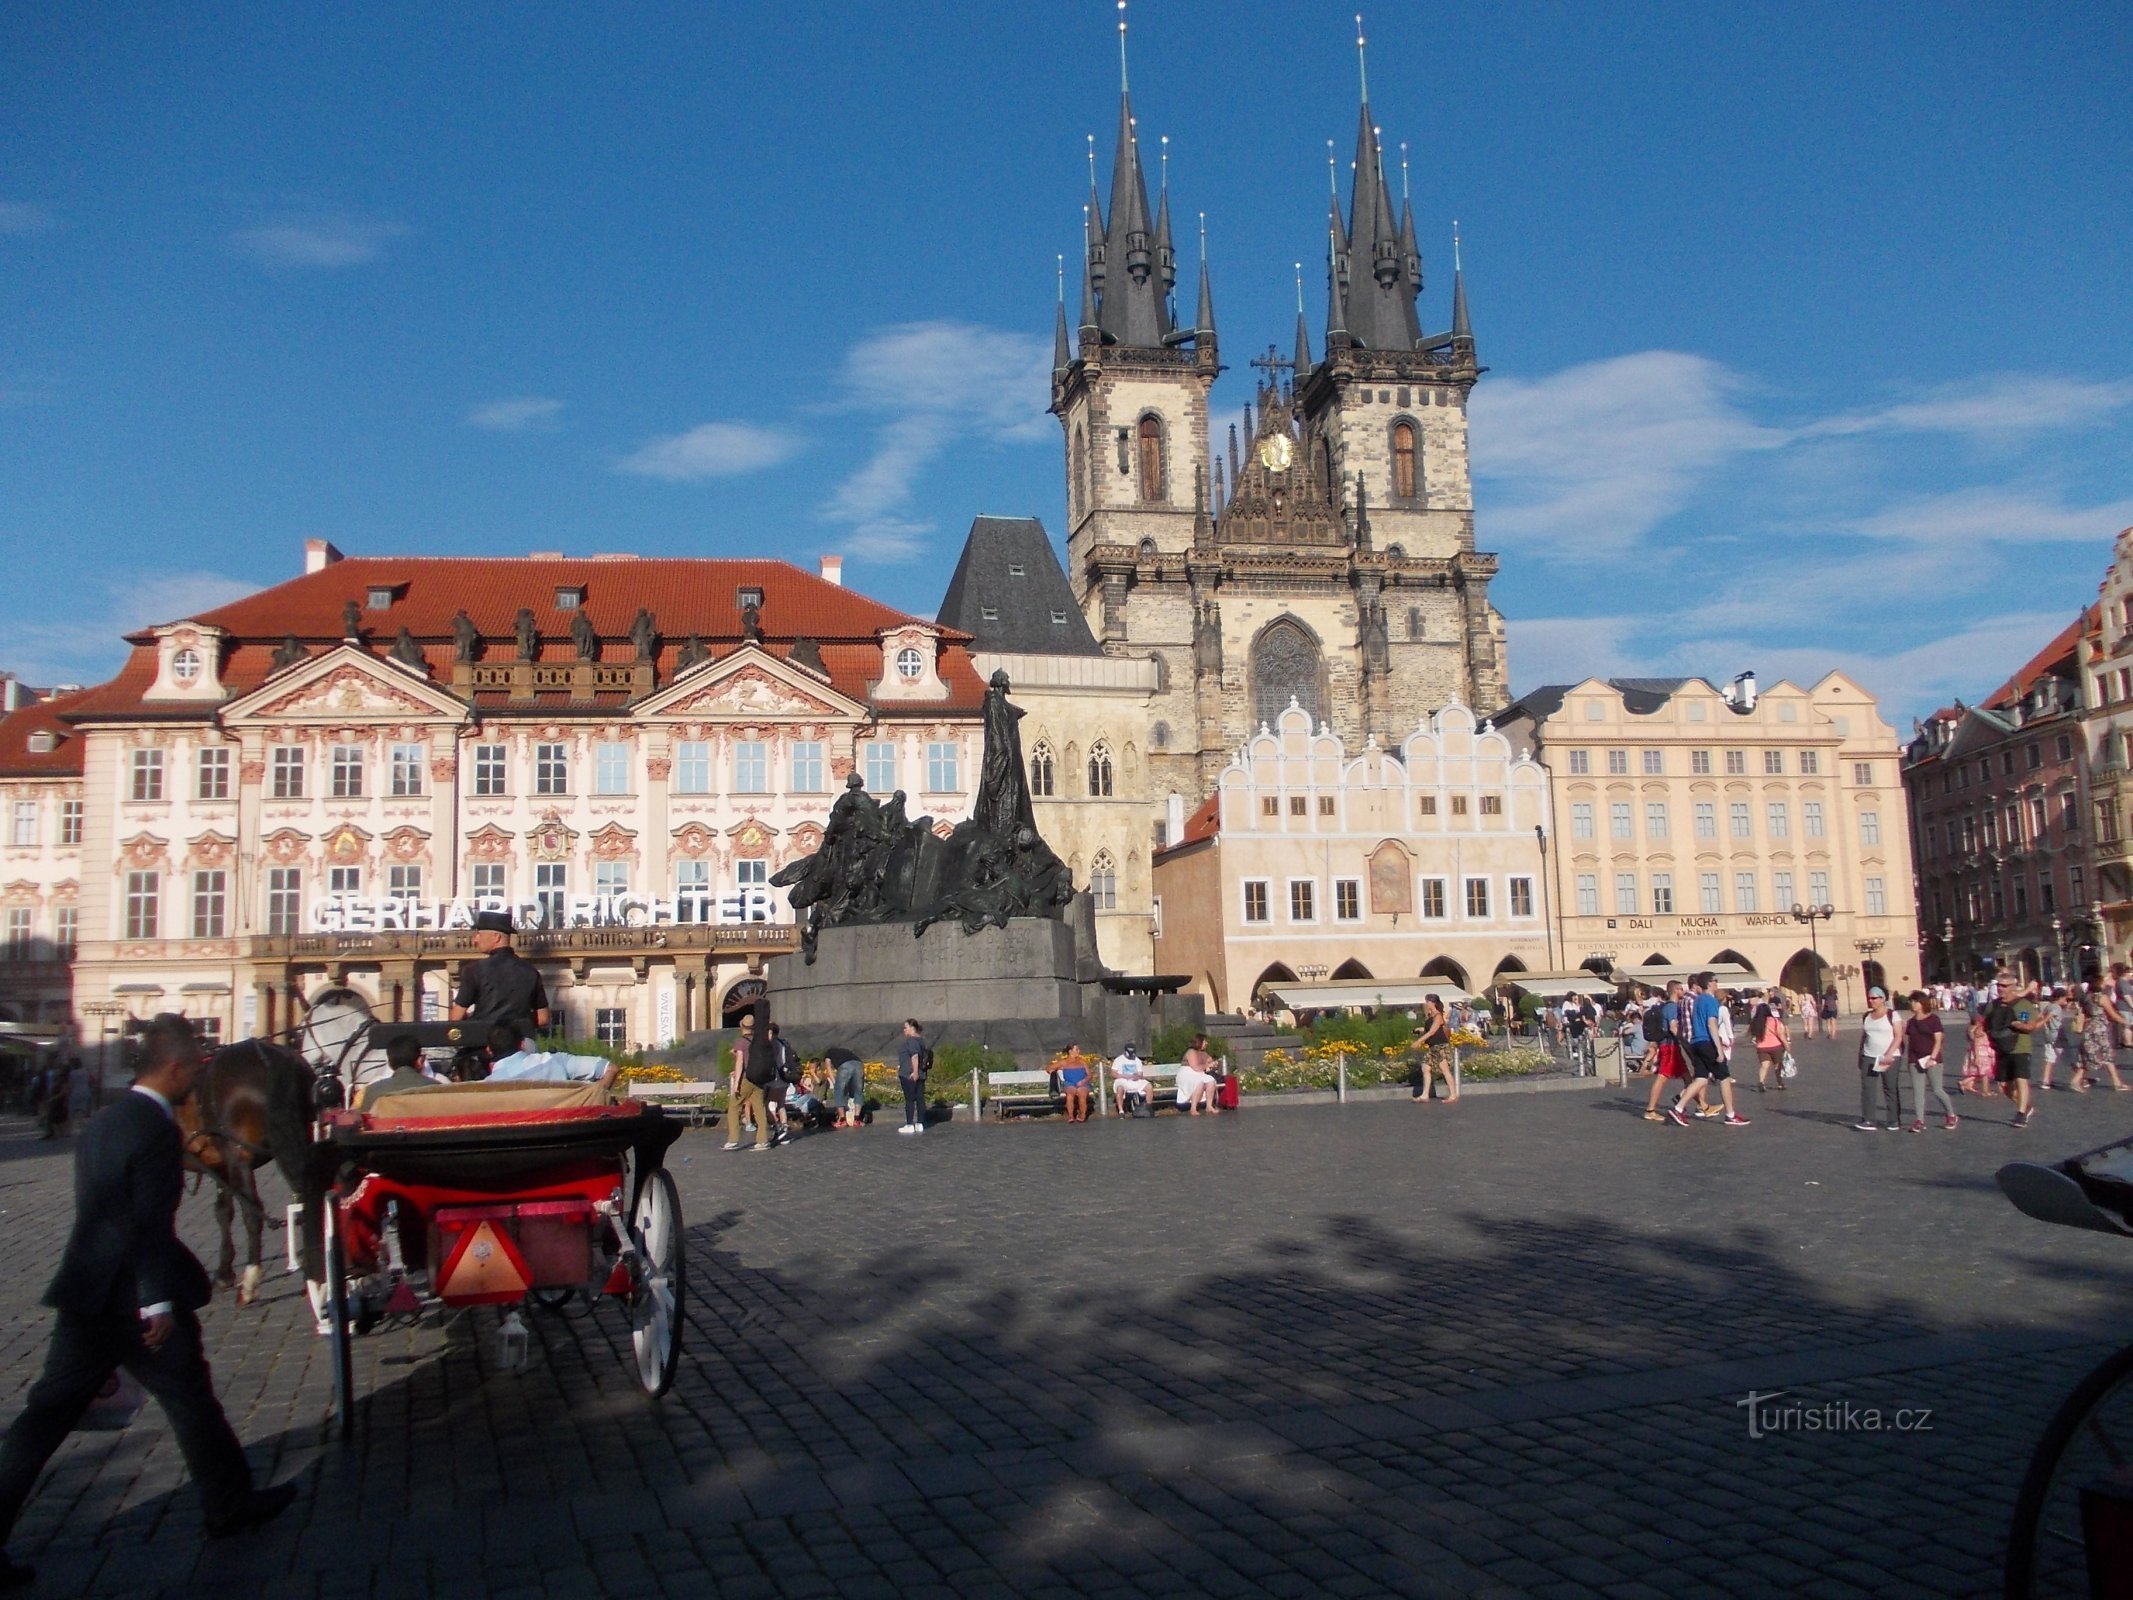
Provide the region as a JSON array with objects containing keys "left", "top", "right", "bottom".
[{"left": 1150, "top": 1023, "right": 1228, "bottom": 1064}]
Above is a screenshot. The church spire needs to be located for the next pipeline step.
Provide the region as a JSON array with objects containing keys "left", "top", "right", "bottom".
[
  {"left": 1293, "top": 262, "right": 1312, "bottom": 372},
  {"left": 1195, "top": 213, "right": 1216, "bottom": 341},
  {"left": 1336, "top": 15, "right": 1424, "bottom": 352},
  {"left": 1054, "top": 255, "right": 1072, "bottom": 373},
  {"left": 1450, "top": 222, "right": 1475, "bottom": 356}
]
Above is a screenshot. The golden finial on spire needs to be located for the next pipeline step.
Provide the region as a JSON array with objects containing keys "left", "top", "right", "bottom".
[
  {"left": 1453, "top": 221, "right": 1463, "bottom": 272},
  {"left": 1086, "top": 133, "right": 1097, "bottom": 189},
  {"left": 1355, "top": 12, "right": 1369, "bottom": 101},
  {"left": 1327, "top": 138, "right": 1337, "bottom": 193},
  {"left": 1118, "top": 0, "right": 1129, "bottom": 93},
  {"left": 1160, "top": 133, "right": 1169, "bottom": 190},
  {"left": 1057, "top": 253, "right": 1065, "bottom": 302},
  {"left": 1295, "top": 263, "right": 1305, "bottom": 314},
  {"left": 1401, "top": 141, "right": 1411, "bottom": 201}
]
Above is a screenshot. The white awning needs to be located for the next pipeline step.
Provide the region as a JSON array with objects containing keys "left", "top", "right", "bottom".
[
  {"left": 1608, "top": 962, "right": 1758, "bottom": 985},
  {"left": 1267, "top": 980, "right": 1473, "bottom": 1009},
  {"left": 1505, "top": 975, "right": 1619, "bottom": 998}
]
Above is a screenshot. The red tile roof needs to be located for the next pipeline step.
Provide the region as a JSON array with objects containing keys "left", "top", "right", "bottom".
[
  {"left": 1981, "top": 607, "right": 2089, "bottom": 712},
  {"left": 0, "top": 692, "right": 89, "bottom": 778},
  {"left": 1158, "top": 793, "right": 1220, "bottom": 856},
  {"left": 62, "top": 556, "right": 986, "bottom": 719}
]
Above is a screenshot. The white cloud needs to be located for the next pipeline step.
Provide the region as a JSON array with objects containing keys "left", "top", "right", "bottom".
[
  {"left": 1470, "top": 351, "right": 1785, "bottom": 556},
  {"left": 467, "top": 396, "right": 564, "bottom": 433},
  {"left": 6, "top": 569, "right": 255, "bottom": 687},
  {"left": 0, "top": 201, "right": 53, "bottom": 235},
  {"left": 1846, "top": 487, "right": 2133, "bottom": 546},
  {"left": 615, "top": 421, "right": 801, "bottom": 481},
  {"left": 842, "top": 518, "right": 935, "bottom": 563},
  {"left": 821, "top": 321, "right": 1053, "bottom": 534},
  {"left": 231, "top": 214, "right": 408, "bottom": 268},
  {"left": 1804, "top": 375, "right": 2133, "bottom": 439}
]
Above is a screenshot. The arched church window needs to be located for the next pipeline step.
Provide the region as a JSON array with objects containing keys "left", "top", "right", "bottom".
[
  {"left": 1089, "top": 850, "right": 1118, "bottom": 910},
  {"left": 1087, "top": 742, "right": 1114, "bottom": 797},
  {"left": 1137, "top": 415, "right": 1165, "bottom": 502},
  {"left": 1391, "top": 420, "right": 1418, "bottom": 499},
  {"left": 1071, "top": 427, "right": 1087, "bottom": 519},
  {"left": 1251, "top": 618, "right": 1324, "bottom": 730},
  {"left": 1317, "top": 437, "right": 1336, "bottom": 503},
  {"left": 1029, "top": 741, "right": 1055, "bottom": 797},
  {"left": 1151, "top": 720, "right": 1169, "bottom": 750},
  {"left": 1407, "top": 606, "right": 1423, "bottom": 640}
]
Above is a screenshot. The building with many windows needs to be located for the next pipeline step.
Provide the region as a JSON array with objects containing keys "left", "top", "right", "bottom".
[
  {"left": 1151, "top": 701, "right": 1549, "bottom": 1010},
  {"left": 2080, "top": 528, "right": 2133, "bottom": 963},
  {"left": 1904, "top": 615, "right": 2094, "bottom": 985},
  {"left": 0, "top": 542, "right": 989, "bottom": 1053},
  {"left": 1494, "top": 674, "right": 1919, "bottom": 998}
]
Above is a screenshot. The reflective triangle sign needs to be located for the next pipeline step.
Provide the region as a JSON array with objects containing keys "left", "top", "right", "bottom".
[{"left": 438, "top": 1220, "right": 530, "bottom": 1302}]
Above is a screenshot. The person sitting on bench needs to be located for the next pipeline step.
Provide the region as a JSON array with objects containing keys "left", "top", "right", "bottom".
[
  {"left": 483, "top": 1023, "right": 620, "bottom": 1090},
  {"left": 1111, "top": 1044, "right": 1149, "bottom": 1115}
]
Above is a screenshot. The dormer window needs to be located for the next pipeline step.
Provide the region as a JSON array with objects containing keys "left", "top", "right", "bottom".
[
  {"left": 1051, "top": 609, "right": 1069, "bottom": 624},
  {"left": 170, "top": 648, "right": 202, "bottom": 683},
  {"left": 737, "top": 586, "right": 764, "bottom": 611},
  {"left": 1008, "top": 564, "right": 1025, "bottom": 578},
  {"left": 555, "top": 586, "right": 585, "bottom": 610},
  {"left": 980, "top": 606, "right": 999, "bottom": 622},
  {"left": 366, "top": 586, "right": 395, "bottom": 611},
  {"left": 896, "top": 647, "right": 924, "bottom": 681},
  {"left": 27, "top": 731, "right": 55, "bottom": 755}
]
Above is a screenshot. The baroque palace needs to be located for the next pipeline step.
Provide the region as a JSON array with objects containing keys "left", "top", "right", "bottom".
[{"left": 0, "top": 544, "right": 991, "bottom": 1051}]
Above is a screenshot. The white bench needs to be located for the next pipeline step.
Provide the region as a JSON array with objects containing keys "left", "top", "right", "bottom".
[
  {"left": 1110, "top": 1063, "right": 1182, "bottom": 1114},
  {"left": 984, "top": 1069, "right": 1062, "bottom": 1118},
  {"left": 626, "top": 1081, "right": 726, "bottom": 1126}
]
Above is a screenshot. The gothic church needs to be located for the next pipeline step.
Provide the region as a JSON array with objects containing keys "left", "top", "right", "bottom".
[{"left": 1049, "top": 45, "right": 1509, "bottom": 798}]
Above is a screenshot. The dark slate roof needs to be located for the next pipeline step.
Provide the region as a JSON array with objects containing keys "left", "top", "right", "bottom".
[
  {"left": 935, "top": 518, "right": 1103, "bottom": 656},
  {"left": 1490, "top": 677, "right": 1705, "bottom": 724}
]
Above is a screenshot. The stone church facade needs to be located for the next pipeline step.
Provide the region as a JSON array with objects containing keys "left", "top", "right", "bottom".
[{"left": 1051, "top": 70, "right": 1509, "bottom": 803}]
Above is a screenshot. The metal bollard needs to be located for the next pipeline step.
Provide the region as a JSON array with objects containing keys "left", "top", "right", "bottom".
[
  {"left": 1337, "top": 1053, "right": 1348, "bottom": 1103},
  {"left": 971, "top": 1071, "right": 982, "bottom": 1123},
  {"left": 286, "top": 1202, "right": 304, "bottom": 1274}
]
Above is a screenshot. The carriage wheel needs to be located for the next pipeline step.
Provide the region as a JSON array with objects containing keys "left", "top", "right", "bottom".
[
  {"left": 2005, "top": 1340, "right": 2133, "bottom": 1598},
  {"left": 325, "top": 1199, "right": 356, "bottom": 1441},
  {"left": 628, "top": 1167, "right": 683, "bottom": 1397}
]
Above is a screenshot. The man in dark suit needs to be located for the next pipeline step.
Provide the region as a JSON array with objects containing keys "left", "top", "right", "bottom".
[{"left": 0, "top": 1015, "right": 297, "bottom": 1588}]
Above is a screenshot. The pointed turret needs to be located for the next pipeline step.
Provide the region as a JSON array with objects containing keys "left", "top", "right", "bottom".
[
  {"left": 1153, "top": 151, "right": 1177, "bottom": 297},
  {"left": 1450, "top": 225, "right": 1475, "bottom": 362},
  {"left": 1092, "top": 90, "right": 1172, "bottom": 347},
  {"left": 1054, "top": 296, "right": 1072, "bottom": 373},
  {"left": 1340, "top": 102, "right": 1423, "bottom": 351},
  {"left": 1193, "top": 213, "right": 1216, "bottom": 342},
  {"left": 1325, "top": 219, "right": 1349, "bottom": 347}
]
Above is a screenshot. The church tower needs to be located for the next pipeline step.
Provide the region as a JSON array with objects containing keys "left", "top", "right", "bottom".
[
  {"left": 1050, "top": 27, "right": 1219, "bottom": 650},
  {"left": 1293, "top": 41, "right": 1507, "bottom": 715}
]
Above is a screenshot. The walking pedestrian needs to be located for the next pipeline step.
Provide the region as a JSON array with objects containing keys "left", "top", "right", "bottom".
[
  {"left": 1643, "top": 982, "right": 1690, "bottom": 1121},
  {"left": 1982, "top": 975, "right": 2042, "bottom": 1128},
  {"left": 1902, "top": 990, "right": 1956, "bottom": 1131},
  {"left": 1753, "top": 995, "right": 1790, "bottom": 1093},
  {"left": 1961, "top": 1011, "right": 1997, "bottom": 1096},
  {"left": 2078, "top": 984, "right": 2129, "bottom": 1091},
  {"left": 0, "top": 1016, "right": 297, "bottom": 1588},
  {"left": 896, "top": 1019, "right": 931, "bottom": 1134},
  {"left": 723, "top": 1007, "right": 777, "bottom": 1151},
  {"left": 1818, "top": 984, "right": 1840, "bottom": 1041},
  {"left": 1853, "top": 988, "right": 1903, "bottom": 1131},
  {"left": 1667, "top": 974, "right": 1749, "bottom": 1127}
]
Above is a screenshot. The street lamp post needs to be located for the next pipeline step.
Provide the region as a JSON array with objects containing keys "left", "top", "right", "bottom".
[
  {"left": 1791, "top": 902, "right": 1836, "bottom": 997},
  {"left": 2050, "top": 914, "right": 2066, "bottom": 988},
  {"left": 1853, "top": 936, "right": 1885, "bottom": 1001},
  {"left": 1941, "top": 917, "right": 1955, "bottom": 984}
]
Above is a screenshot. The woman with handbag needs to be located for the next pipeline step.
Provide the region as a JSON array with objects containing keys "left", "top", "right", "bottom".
[
  {"left": 1853, "top": 988, "right": 1903, "bottom": 1132},
  {"left": 1902, "top": 990, "right": 1956, "bottom": 1132},
  {"left": 1753, "top": 997, "right": 1790, "bottom": 1093},
  {"left": 2078, "top": 984, "right": 2129, "bottom": 1092}
]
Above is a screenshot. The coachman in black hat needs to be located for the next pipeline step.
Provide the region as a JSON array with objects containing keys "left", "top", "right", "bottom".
[{"left": 449, "top": 910, "right": 550, "bottom": 1078}]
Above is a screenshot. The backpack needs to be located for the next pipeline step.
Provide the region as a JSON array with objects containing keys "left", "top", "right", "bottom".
[
  {"left": 917, "top": 1043, "right": 935, "bottom": 1076},
  {"left": 1642, "top": 1006, "right": 1670, "bottom": 1045}
]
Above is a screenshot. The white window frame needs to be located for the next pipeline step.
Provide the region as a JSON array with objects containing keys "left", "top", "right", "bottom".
[
  {"left": 54, "top": 904, "right": 78, "bottom": 955},
  {"left": 1734, "top": 872, "right": 1759, "bottom": 914},
  {"left": 675, "top": 859, "right": 711, "bottom": 922},
  {"left": 790, "top": 741, "right": 825, "bottom": 794},
  {"left": 190, "top": 869, "right": 227, "bottom": 938},
  {"left": 266, "top": 868, "right": 302, "bottom": 935},
  {"left": 1860, "top": 811, "right": 1881, "bottom": 846},
  {"left": 470, "top": 862, "right": 507, "bottom": 904},
  {"left": 674, "top": 740, "right": 711, "bottom": 795},
  {"left": 387, "top": 865, "right": 424, "bottom": 902},
  {"left": 328, "top": 865, "right": 362, "bottom": 897},
  {"left": 270, "top": 746, "right": 305, "bottom": 800},
  {"left": 1571, "top": 802, "right": 1594, "bottom": 840},
  {"left": 60, "top": 799, "right": 83, "bottom": 846},
  {"left": 1645, "top": 801, "right": 1669, "bottom": 839},
  {"left": 130, "top": 748, "right": 165, "bottom": 803},
  {"left": 390, "top": 742, "right": 426, "bottom": 797},
  {"left": 9, "top": 800, "right": 35, "bottom": 848},
  {"left": 1610, "top": 802, "right": 1633, "bottom": 840},
  {"left": 330, "top": 745, "right": 365, "bottom": 799},
  {"left": 1615, "top": 873, "right": 1638, "bottom": 915},
  {"left": 535, "top": 742, "right": 570, "bottom": 797},
  {"left": 1508, "top": 876, "right": 1535, "bottom": 918},
  {"left": 534, "top": 862, "right": 568, "bottom": 927},
  {"left": 926, "top": 741, "right": 959, "bottom": 793},
  {"left": 733, "top": 740, "right": 769, "bottom": 795},
  {"left": 1803, "top": 800, "right": 1825, "bottom": 839},
  {"left": 195, "top": 746, "right": 231, "bottom": 802},
  {"left": 1420, "top": 878, "right": 1448, "bottom": 919},
  {"left": 1287, "top": 879, "right": 1317, "bottom": 923},
  {"left": 1463, "top": 877, "right": 1490, "bottom": 919},
  {"left": 124, "top": 870, "right": 160, "bottom": 939},
  {"left": 1766, "top": 801, "right": 1790, "bottom": 839},
  {"left": 1242, "top": 879, "right": 1270, "bottom": 924},
  {"left": 594, "top": 861, "right": 630, "bottom": 899},
  {"left": 473, "top": 743, "right": 509, "bottom": 797},
  {"left": 864, "top": 741, "right": 897, "bottom": 794},
  {"left": 1651, "top": 873, "right": 1674, "bottom": 915},
  {"left": 595, "top": 742, "right": 631, "bottom": 796},
  {"left": 1693, "top": 802, "right": 1716, "bottom": 840},
  {"left": 1699, "top": 872, "right": 1721, "bottom": 914},
  {"left": 1866, "top": 877, "right": 1887, "bottom": 916},
  {"left": 1575, "top": 874, "right": 1599, "bottom": 916}
]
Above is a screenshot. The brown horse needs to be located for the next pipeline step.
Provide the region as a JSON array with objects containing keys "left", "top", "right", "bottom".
[{"left": 181, "top": 1039, "right": 320, "bottom": 1304}]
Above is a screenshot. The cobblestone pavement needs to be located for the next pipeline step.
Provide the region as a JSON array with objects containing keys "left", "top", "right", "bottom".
[{"left": 1, "top": 1024, "right": 2129, "bottom": 1598}]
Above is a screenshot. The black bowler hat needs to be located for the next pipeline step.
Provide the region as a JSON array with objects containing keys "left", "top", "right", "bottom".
[{"left": 472, "top": 910, "right": 515, "bottom": 935}]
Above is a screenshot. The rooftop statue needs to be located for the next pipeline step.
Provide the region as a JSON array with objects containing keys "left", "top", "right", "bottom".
[{"left": 771, "top": 670, "right": 1074, "bottom": 961}]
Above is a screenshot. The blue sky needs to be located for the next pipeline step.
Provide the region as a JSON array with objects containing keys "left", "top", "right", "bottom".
[{"left": 4, "top": 1, "right": 2129, "bottom": 725}]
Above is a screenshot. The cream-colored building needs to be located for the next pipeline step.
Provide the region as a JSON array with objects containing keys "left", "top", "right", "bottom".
[
  {"left": 1492, "top": 674, "right": 1921, "bottom": 998},
  {"left": 1152, "top": 702, "right": 1551, "bottom": 1010},
  {"left": 0, "top": 692, "right": 86, "bottom": 1033}
]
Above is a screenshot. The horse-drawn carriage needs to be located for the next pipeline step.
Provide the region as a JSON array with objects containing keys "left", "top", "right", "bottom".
[
  {"left": 316, "top": 1079, "right": 685, "bottom": 1434},
  {"left": 177, "top": 991, "right": 686, "bottom": 1436}
]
